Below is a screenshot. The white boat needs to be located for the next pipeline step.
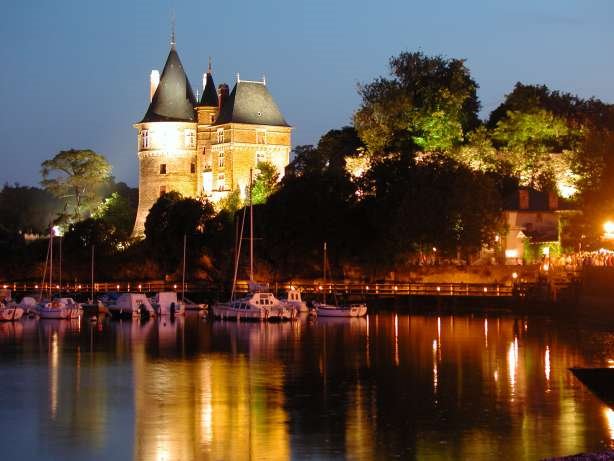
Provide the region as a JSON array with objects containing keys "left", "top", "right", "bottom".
[
  {"left": 314, "top": 302, "right": 367, "bottom": 317},
  {"left": 212, "top": 169, "right": 295, "bottom": 322},
  {"left": 37, "top": 298, "right": 82, "bottom": 319},
  {"left": 314, "top": 242, "right": 368, "bottom": 318},
  {"left": 212, "top": 291, "right": 295, "bottom": 321},
  {"left": 0, "top": 303, "right": 24, "bottom": 321},
  {"left": 152, "top": 291, "right": 186, "bottom": 316},
  {"left": 18, "top": 296, "right": 38, "bottom": 315},
  {"left": 280, "top": 288, "right": 308, "bottom": 313},
  {"left": 106, "top": 293, "right": 156, "bottom": 319}
]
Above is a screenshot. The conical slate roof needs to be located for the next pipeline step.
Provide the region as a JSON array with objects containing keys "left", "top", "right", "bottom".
[
  {"left": 199, "top": 71, "right": 219, "bottom": 107},
  {"left": 214, "top": 81, "right": 289, "bottom": 127},
  {"left": 141, "top": 46, "right": 196, "bottom": 123}
]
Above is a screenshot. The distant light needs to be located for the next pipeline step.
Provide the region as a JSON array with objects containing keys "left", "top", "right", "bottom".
[
  {"left": 2, "top": 285, "right": 6, "bottom": 289},
  {"left": 173, "top": 284, "right": 177, "bottom": 289},
  {"left": 542, "top": 246, "right": 550, "bottom": 256},
  {"left": 52, "top": 225, "right": 62, "bottom": 237},
  {"left": 542, "top": 263, "right": 550, "bottom": 272},
  {"left": 366, "top": 286, "right": 369, "bottom": 290},
  {"left": 394, "top": 286, "right": 398, "bottom": 291},
  {"left": 512, "top": 272, "right": 518, "bottom": 279},
  {"left": 318, "top": 285, "right": 323, "bottom": 290},
  {"left": 432, "top": 247, "right": 437, "bottom": 252},
  {"left": 495, "top": 234, "right": 500, "bottom": 242},
  {"left": 505, "top": 249, "right": 518, "bottom": 258},
  {"left": 483, "top": 287, "right": 488, "bottom": 292},
  {"left": 78, "top": 285, "right": 81, "bottom": 289},
  {"left": 436, "top": 286, "right": 441, "bottom": 292},
  {"left": 116, "top": 284, "right": 120, "bottom": 290},
  {"left": 34, "top": 285, "right": 38, "bottom": 289},
  {"left": 604, "top": 221, "right": 614, "bottom": 239}
]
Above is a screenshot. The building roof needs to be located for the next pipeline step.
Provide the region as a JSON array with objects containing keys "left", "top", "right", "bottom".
[
  {"left": 199, "top": 71, "right": 218, "bottom": 107},
  {"left": 141, "top": 46, "right": 196, "bottom": 123},
  {"left": 214, "top": 80, "right": 289, "bottom": 127}
]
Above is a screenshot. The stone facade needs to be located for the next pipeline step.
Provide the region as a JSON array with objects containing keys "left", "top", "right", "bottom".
[{"left": 132, "top": 44, "right": 292, "bottom": 237}]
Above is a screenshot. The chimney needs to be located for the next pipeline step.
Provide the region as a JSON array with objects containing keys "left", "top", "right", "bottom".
[
  {"left": 149, "top": 70, "right": 160, "bottom": 102},
  {"left": 217, "top": 83, "right": 229, "bottom": 110}
]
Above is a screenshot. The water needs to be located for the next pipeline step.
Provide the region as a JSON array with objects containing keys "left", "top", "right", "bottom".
[{"left": 0, "top": 312, "right": 612, "bottom": 460}]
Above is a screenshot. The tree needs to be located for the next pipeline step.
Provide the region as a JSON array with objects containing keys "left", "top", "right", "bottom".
[
  {"left": 252, "top": 162, "right": 280, "bottom": 204},
  {"left": 41, "top": 149, "right": 112, "bottom": 221},
  {"left": 145, "top": 192, "right": 215, "bottom": 274},
  {"left": 92, "top": 192, "right": 137, "bottom": 242},
  {"left": 354, "top": 51, "right": 480, "bottom": 155},
  {"left": 0, "top": 184, "right": 63, "bottom": 234}
]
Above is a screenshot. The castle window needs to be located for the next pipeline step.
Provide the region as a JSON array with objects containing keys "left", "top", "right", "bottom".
[
  {"left": 256, "top": 129, "right": 266, "bottom": 144},
  {"left": 217, "top": 173, "right": 225, "bottom": 191},
  {"left": 184, "top": 129, "right": 196, "bottom": 148},
  {"left": 159, "top": 185, "right": 166, "bottom": 197},
  {"left": 210, "top": 115, "right": 215, "bottom": 123},
  {"left": 217, "top": 128, "right": 224, "bottom": 144},
  {"left": 159, "top": 164, "right": 167, "bottom": 174},
  {"left": 218, "top": 151, "right": 224, "bottom": 168},
  {"left": 141, "top": 129, "right": 149, "bottom": 148},
  {"left": 191, "top": 163, "right": 196, "bottom": 174}
]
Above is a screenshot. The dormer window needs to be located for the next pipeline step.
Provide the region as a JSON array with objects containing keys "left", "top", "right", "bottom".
[
  {"left": 141, "top": 129, "right": 149, "bottom": 149},
  {"left": 217, "top": 128, "right": 224, "bottom": 144}
]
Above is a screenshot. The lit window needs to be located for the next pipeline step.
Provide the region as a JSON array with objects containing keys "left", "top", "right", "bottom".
[
  {"left": 141, "top": 129, "right": 149, "bottom": 148},
  {"left": 190, "top": 163, "right": 196, "bottom": 174},
  {"left": 218, "top": 151, "right": 224, "bottom": 168},
  {"left": 159, "top": 185, "right": 166, "bottom": 197},
  {"left": 217, "top": 128, "right": 224, "bottom": 144},
  {"left": 217, "top": 173, "right": 225, "bottom": 191},
  {"left": 159, "top": 164, "right": 167, "bottom": 174},
  {"left": 184, "top": 129, "right": 196, "bottom": 148},
  {"left": 256, "top": 130, "right": 266, "bottom": 144}
]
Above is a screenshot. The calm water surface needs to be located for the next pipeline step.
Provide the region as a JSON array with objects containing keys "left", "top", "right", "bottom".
[{"left": 0, "top": 311, "right": 613, "bottom": 460}]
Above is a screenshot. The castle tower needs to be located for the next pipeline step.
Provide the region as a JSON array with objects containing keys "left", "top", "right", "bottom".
[
  {"left": 195, "top": 63, "right": 219, "bottom": 199},
  {"left": 132, "top": 42, "right": 198, "bottom": 237},
  {"left": 209, "top": 77, "right": 292, "bottom": 201}
]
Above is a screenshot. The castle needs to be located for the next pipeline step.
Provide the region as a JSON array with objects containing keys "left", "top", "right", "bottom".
[{"left": 132, "top": 38, "right": 292, "bottom": 236}]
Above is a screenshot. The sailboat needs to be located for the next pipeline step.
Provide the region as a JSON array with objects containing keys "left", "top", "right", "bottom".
[
  {"left": 314, "top": 242, "right": 367, "bottom": 318},
  {"left": 211, "top": 169, "right": 294, "bottom": 321},
  {"left": 37, "top": 227, "right": 82, "bottom": 320}
]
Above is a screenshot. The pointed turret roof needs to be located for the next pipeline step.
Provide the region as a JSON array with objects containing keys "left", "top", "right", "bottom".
[
  {"left": 214, "top": 80, "right": 289, "bottom": 127},
  {"left": 141, "top": 45, "right": 196, "bottom": 123},
  {"left": 199, "top": 71, "right": 218, "bottom": 107}
]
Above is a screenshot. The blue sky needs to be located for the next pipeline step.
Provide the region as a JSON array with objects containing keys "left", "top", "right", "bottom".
[{"left": 1, "top": 0, "right": 613, "bottom": 186}]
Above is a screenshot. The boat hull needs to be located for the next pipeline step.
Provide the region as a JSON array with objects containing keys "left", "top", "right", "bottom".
[
  {"left": 315, "top": 303, "right": 368, "bottom": 317},
  {"left": 570, "top": 367, "right": 614, "bottom": 406},
  {"left": 38, "top": 307, "right": 80, "bottom": 320},
  {"left": 0, "top": 307, "right": 24, "bottom": 321}
]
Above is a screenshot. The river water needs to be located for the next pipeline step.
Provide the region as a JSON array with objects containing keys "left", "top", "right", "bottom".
[{"left": 0, "top": 311, "right": 612, "bottom": 460}]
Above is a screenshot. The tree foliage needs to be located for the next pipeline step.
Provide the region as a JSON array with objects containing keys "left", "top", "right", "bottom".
[
  {"left": 41, "top": 149, "right": 111, "bottom": 222},
  {"left": 252, "top": 161, "right": 280, "bottom": 205},
  {"left": 354, "top": 51, "right": 480, "bottom": 155},
  {"left": 0, "top": 184, "right": 63, "bottom": 233},
  {"left": 145, "top": 192, "right": 215, "bottom": 274}
]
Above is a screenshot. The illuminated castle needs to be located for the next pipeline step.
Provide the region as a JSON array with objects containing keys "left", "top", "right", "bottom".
[{"left": 132, "top": 37, "right": 292, "bottom": 236}]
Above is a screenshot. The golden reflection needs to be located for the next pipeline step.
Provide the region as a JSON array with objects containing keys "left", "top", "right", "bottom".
[
  {"left": 433, "top": 339, "right": 439, "bottom": 394},
  {"left": 604, "top": 407, "right": 614, "bottom": 442},
  {"left": 50, "top": 331, "right": 58, "bottom": 420},
  {"left": 394, "top": 314, "right": 399, "bottom": 367},
  {"left": 484, "top": 318, "right": 488, "bottom": 349},
  {"left": 133, "top": 324, "right": 290, "bottom": 461},
  {"left": 508, "top": 338, "right": 518, "bottom": 397},
  {"left": 545, "top": 346, "right": 551, "bottom": 384}
]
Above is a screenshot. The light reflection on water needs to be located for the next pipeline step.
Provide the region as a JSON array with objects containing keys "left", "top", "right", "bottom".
[{"left": 0, "top": 313, "right": 612, "bottom": 460}]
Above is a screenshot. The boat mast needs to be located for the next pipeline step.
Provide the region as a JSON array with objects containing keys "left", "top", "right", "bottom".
[
  {"left": 40, "top": 229, "right": 51, "bottom": 300},
  {"left": 323, "top": 242, "right": 327, "bottom": 304},
  {"left": 58, "top": 234, "right": 62, "bottom": 296},
  {"left": 49, "top": 228, "right": 53, "bottom": 299},
  {"left": 182, "top": 233, "right": 186, "bottom": 301},
  {"left": 90, "top": 245, "right": 95, "bottom": 303},
  {"left": 249, "top": 168, "right": 254, "bottom": 282}
]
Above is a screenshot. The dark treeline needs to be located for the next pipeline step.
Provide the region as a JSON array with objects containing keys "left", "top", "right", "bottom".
[{"left": 3, "top": 50, "right": 614, "bottom": 284}]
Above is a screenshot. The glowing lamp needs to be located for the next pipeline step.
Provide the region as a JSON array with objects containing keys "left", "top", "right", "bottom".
[
  {"left": 505, "top": 249, "right": 518, "bottom": 258},
  {"left": 604, "top": 221, "right": 614, "bottom": 235},
  {"left": 512, "top": 272, "right": 518, "bottom": 279}
]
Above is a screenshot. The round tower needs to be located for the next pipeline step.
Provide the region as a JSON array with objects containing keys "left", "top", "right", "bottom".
[{"left": 132, "top": 43, "right": 198, "bottom": 237}]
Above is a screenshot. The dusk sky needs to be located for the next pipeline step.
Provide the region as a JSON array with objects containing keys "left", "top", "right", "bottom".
[{"left": 1, "top": 0, "right": 613, "bottom": 187}]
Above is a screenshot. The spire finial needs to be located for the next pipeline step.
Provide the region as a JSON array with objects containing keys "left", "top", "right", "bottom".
[
  {"left": 262, "top": 74, "right": 266, "bottom": 85},
  {"left": 170, "top": 10, "right": 176, "bottom": 48},
  {"left": 236, "top": 72, "right": 240, "bottom": 83},
  {"left": 208, "top": 56, "right": 212, "bottom": 73}
]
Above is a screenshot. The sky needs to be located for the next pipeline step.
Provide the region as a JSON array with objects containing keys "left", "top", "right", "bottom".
[{"left": 1, "top": 0, "right": 613, "bottom": 187}]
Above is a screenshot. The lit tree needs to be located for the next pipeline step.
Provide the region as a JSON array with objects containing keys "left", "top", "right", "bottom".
[{"left": 41, "top": 149, "right": 111, "bottom": 221}]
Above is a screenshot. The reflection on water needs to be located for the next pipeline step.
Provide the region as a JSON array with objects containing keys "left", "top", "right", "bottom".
[{"left": 0, "top": 312, "right": 613, "bottom": 460}]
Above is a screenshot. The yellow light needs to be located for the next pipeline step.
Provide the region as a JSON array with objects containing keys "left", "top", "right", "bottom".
[
  {"left": 483, "top": 287, "right": 488, "bottom": 292},
  {"left": 432, "top": 247, "right": 437, "bottom": 252},
  {"left": 173, "top": 284, "right": 177, "bottom": 289},
  {"left": 543, "top": 263, "right": 549, "bottom": 272},
  {"left": 436, "top": 286, "right": 441, "bottom": 292},
  {"left": 116, "top": 284, "right": 120, "bottom": 290},
  {"left": 604, "top": 221, "right": 614, "bottom": 235},
  {"left": 2, "top": 285, "right": 6, "bottom": 289},
  {"left": 512, "top": 272, "right": 518, "bottom": 279},
  {"left": 394, "top": 285, "right": 398, "bottom": 291},
  {"left": 35, "top": 284, "right": 38, "bottom": 289},
  {"left": 78, "top": 285, "right": 81, "bottom": 289},
  {"left": 505, "top": 249, "right": 518, "bottom": 258}
]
